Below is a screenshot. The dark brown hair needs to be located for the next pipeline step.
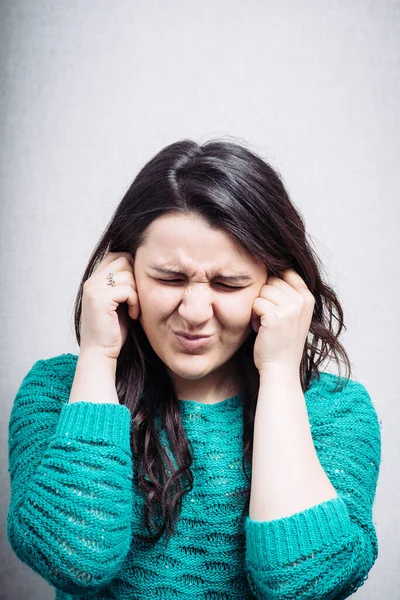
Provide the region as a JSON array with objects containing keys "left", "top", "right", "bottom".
[{"left": 73, "top": 138, "right": 352, "bottom": 546}]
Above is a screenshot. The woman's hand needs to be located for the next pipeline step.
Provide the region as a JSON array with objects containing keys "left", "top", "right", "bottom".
[
  {"left": 251, "top": 268, "right": 315, "bottom": 374},
  {"left": 80, "top": 252, "right": 141, "bottom": 361}
]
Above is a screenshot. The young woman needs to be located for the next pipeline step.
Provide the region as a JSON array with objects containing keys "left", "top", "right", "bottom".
[{"left": 7, "top": 139, "right": 381, "bottom": 600}]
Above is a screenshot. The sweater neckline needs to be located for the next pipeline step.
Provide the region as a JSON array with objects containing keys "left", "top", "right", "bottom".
[{"left": 178, "top": 394, "right": 243, "bottom": 412}]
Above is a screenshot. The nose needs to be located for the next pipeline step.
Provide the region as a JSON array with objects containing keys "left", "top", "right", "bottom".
[{"left": 177, "top": 285, "right": 214, "bottom": 326}]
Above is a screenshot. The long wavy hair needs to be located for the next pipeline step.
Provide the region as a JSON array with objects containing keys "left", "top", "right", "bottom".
[{"left": 73, "top": 138, "right": 352, "bottom": 546}]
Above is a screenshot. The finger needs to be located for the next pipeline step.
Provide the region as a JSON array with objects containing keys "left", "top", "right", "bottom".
[
  {"left": 259, "top": 284, "right": 287, "bottom": 306},
  {"left": 97, "top": 254, "right": 135, "bottom": 277},
  {"left": 252, "top": 296, "right": 276, "bottom": 317},
  {"left": 251, "top": 297, "right": 277, "bottom": 331},
  {"left": 96, "top": 251, "right": 134, "bottom": 272},
  {"left": 281, "top": 269, "right": 310, "bottom": 293},
  {"left": 100, "top": 270, "right": 136, "bottom": 289},
  {"left": 269, "top": 270, "right": 310, "bottom": 300},
  {"left": 261, "top": 276, "right": 300, "bottom": 303}
]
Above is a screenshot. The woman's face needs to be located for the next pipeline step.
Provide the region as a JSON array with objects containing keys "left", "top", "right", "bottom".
[{"left": 133, "top": 213, "right": 267, "bottom": 397}]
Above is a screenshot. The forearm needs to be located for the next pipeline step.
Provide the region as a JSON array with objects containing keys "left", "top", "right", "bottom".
[
  {"left": 249, "top": 364, "right": 337, "bottom": 522},
  {"left": 69, "top": 350, "right": 119, "bottom": 404}
]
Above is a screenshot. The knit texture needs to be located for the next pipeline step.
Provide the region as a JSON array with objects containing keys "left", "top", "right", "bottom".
[{"left": 7, "top": 353, "right": 381, "bottom": 600}]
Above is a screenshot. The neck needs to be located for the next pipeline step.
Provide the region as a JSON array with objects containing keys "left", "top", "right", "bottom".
[{"left": 171, "top": 357, "right": 241, "bottom": 404}]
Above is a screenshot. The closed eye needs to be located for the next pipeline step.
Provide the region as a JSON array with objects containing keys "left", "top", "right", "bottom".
[{"left": 157, "top": 279, "right": 241, "bottom": 290}]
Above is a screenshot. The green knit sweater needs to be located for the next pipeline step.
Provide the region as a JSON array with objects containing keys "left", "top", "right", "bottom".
[{"left": 7, "top": 353, "right": 381, "bottom": 600}]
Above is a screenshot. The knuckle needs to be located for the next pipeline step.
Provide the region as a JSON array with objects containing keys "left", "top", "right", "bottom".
[
  {"left": 307, "top": 292, "right": 316, "bottom": 304},
  {"left": 83, "top": 279, "right": 91, "bottom": 292},
  {"left": 124, "top": 256, "right": 133, "bottom": 268}
]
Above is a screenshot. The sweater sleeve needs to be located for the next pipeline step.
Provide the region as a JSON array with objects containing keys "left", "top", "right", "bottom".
[
  {"left": 243, "top": 376, "right": 382, "bottom": 600},
  {"left": 7, "top": 357, "right": 134, "bottom": 596}
]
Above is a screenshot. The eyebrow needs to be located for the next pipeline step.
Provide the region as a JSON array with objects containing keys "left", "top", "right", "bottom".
[{"left": 148, "top": 266, "right": 253, "bottom": 283}]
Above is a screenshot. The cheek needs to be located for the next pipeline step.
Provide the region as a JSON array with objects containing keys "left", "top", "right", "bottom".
[
  {"left": 220, "top": 296, "right": 254, "bottom": 331},
  {"left": 228, "top": 312, "right": 253, "bottom": 333},
  {"left": 137, "top": 284, "right": 171, "bottom": 313}
]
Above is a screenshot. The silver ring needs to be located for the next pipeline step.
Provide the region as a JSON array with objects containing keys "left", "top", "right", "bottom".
[{"left": 106, "top": 272, "right": 116, "bottom": 287}]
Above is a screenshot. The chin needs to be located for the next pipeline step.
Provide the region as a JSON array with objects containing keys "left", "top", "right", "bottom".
[{"left": 165, "top": 357, "right": 213, "bottom": 379}]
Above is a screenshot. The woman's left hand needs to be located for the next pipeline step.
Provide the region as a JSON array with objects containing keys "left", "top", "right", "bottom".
[{"left": 251, "top": 268, "right": 315, "bottom": 375}]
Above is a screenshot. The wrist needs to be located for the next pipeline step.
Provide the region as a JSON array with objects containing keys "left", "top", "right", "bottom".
[
  {"left": 258, "top": 361, "right": 300, "bottom": 381},
  {"left": 69, "top": 349, "right": 119, "bottom": 405},
  {"left": 78, "top": 348, "right": 117, "bottom": 374}
]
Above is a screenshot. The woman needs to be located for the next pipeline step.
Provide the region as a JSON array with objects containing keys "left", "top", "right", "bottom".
[{"left": 7, "top": 139, "right": 381, "bottom": 599}]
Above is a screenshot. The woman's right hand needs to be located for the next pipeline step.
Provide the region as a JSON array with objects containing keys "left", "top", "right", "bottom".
[{"left": 80, "top": 252, "right": 141, "bottom": 361}]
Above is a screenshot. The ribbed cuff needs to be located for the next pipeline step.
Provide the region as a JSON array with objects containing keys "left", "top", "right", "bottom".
[
  {"left": 245, "top": 495, "right": 352, "bottom": 565},
  {"left": 55, "top": 402, "right": 131, "bottom": 452}
]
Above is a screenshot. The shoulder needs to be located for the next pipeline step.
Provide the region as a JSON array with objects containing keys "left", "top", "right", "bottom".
[
  {"left": 37, "top": 352, "right": 79, "bottom": 372},
  {"left": 306, "top": 370, "right": 371, "bottom": 400},
  {"left": 10, "top": 354, "right": 80, "bottom": 428},
  {"left": 20, "top": 353, "right": 79, "bottom": 392},
  {"left": 305, "top": 370, "right": 381, "bottom": 439}
]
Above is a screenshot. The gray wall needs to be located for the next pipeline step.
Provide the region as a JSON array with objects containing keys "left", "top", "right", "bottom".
[{"left": 1, "top": 1, "right": 398, "bottom": 597}]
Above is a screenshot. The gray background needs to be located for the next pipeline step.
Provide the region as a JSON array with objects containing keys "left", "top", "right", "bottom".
[{"left": 1, "top": 1, "right": 398, "bottom": 598}]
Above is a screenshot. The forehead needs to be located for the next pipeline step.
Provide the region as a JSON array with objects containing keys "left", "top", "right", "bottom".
[{"left": 138, "top": 213, "right": 259, "bottom": 274}]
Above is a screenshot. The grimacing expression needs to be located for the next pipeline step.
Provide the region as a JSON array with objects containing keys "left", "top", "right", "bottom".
[{"left": 133, "top": 213, "right": 268, "bottom": 382}]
